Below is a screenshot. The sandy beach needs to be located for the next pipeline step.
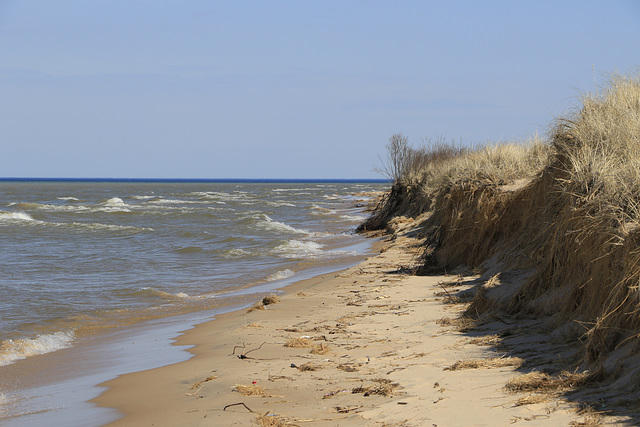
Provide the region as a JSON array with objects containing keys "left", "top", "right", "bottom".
[{"left": 93, "top": 228, "right": 631, "bottom": 426}]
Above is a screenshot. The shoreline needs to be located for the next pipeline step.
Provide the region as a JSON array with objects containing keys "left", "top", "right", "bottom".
[
  {"left": 92, "top": 231, "right": 631, "bottom": 426},
  {"left": 0, "top": 242, "right": 376, "bottom": 427}
]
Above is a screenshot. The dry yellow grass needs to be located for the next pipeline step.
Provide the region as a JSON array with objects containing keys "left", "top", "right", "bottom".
[
  {"left": 296, "top": 362, "right": 322, "bottom": 372},
  {"left": 246, "top": 294, "right": 281, "bottom": 313},
  {"left": 513, "top": 394, "right": 549, "bottom": 406},
  {"left": 352, "top": 378, "right": 398, "bottom": 396},
  {"left": 284, "top": 337, "right": 313, "bottom": 348},
  {"left": 190, "top": 375, "right": 216, "bottom": 389},
  {"left": 364, "top": 71, "right": 640, "bottom": 389},
  {"left": 255, "top": 413, "right": 293, "bottom": 427},
  {"left": 505, "top": 371, "right": 589, "bottom": 394},
  {"left": 310, "top": 343, "right": 331, "bottom": 355},
  {"left": 234, "top": 384, "right": 270, "bottom": 397},
  {"left": 445, "top": 356, "right": 523, "bottom": 371}
]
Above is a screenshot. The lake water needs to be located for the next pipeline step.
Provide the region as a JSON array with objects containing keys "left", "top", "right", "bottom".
[{"left": 0, "top": 180, "right": 386, "bottom": 425}]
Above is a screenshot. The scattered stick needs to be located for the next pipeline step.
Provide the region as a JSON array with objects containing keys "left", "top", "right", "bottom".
[
  {"left": 223, "top": 402, "right": 254, "bottom": 412},
  {"left": 440, "top": 284, "right": 455, "bottom": 302},
  {"left": 232, "top": 342, "right": 266, "bottom": 359},
  {"left": 191, "top": 375, "right": 217, "bottom": 389}
]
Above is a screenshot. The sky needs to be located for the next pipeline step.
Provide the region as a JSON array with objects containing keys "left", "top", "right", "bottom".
[{"left": 1, "top": 1, "right": 639, "bottom": 179}]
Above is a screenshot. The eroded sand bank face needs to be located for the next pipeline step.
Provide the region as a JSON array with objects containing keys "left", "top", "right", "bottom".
[{"left": 93, "top": 233, "right": 633, "bottom": 426}]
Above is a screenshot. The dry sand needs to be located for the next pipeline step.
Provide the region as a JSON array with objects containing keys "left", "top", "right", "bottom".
[{"left": 93, "top": 234, "right": 632, "bottom": 426}]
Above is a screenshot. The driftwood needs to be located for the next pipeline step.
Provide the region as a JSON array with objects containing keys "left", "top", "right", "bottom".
[
  {"left": 231, "top": 342, "right": 266, "bottom": 359},
  {"left": 223, "top": 402, "right": 254, "bottom": 412}
]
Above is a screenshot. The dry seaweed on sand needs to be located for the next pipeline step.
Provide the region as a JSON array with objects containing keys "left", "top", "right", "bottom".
[
  {"left": 513, "top": 394, "right": 549, "bottom": 406},
  {"left": 444, "top": 356, "right": 523, "bottom": 371},
  {"left": 247, "top": 294, "right": 281, "bottom": 313},
  {"left": 310, "top": 343, "right": 331, "bottom": 354},
  {"left": 190, "top": 375, "right": 217, "bottom": 389},
  {"left": 570, "top": 405, "right": 605, "bottom": 426},
  {"left": 233, "top": 384, "right": 270, "bottom": 397},
  {"left": 295, "top": 362, "right": 322, "bottom": 371},
  {"left": 255, "top": 412, "right": 295, "bottom": 427},
  {"left": 504, "top": 370, "right": 589, "bottom": 394},
  {"left": 284, "top": 337, "right": 313, "bottom": 348},
  {"left": 262, "top": 294, "right": 281, "bottom": 305},
  {"left": 352, "top": 378, "right": 398, "bottom": 396},
  {"left": 337, "top": 363, "right": 358, "bottom": 372},
  {"left": 436, "top": 316, "right": 476, "bottom": 331}
]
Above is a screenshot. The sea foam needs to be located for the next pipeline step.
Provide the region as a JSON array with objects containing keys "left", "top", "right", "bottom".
[
  {"left": 272, "top": 240, "right": 324, "bottom": 259},
  {"left": 266, "top": 269, "right": 295, "bottom": 281},
  {"left": 0, "top": 211, "right": 35, "bottom": 222},
  {"left": 0, "top": 331, "right": 75, "bottom": 367},
  {"left": 99, "top": 197, "right": 131, "bottom": 212},
  {"left": 257, "top": 215, "right": 309, "bottom": 234}
]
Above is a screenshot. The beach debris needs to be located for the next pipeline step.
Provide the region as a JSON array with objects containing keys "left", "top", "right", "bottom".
[
  {"left": 284, "top": 337, "right": 313, "bottom": 348},
  {"left": 513, "top": 394, "right": 549, "bottom": 406},
  {"left": 444, "top": 356, "right": 523, "bottom": 371},
  {"left": 190, "top": 374, "right": 217, "bottom": 389},
  {"left": 334, "top": 405, "right": 362, "bottom": 413},
  {"left": 223, "top": 402, "right": 254, "bottom": 412},
  {"left": 296, "top": 362, "right": 322, "bottom": 371},
  {"left": 310, "top": 343, "right": 331, "bottom": 355},
  {"left": 233, "top": 384, "right": 270, "bottom": 397},
  {"left": 246, "top": 294, "right": 281, "bottom": 313},
  {"left": 255, "top": 411, "right": 292, "bottom": 427},
  {"left": 505, "top": 370, "right": 590, "bottom": 393},
  {"left": 262, "top": 294, "right": 281, "bottom": 305},
  {"left": 268, "top": 374, "right": 293, "bottom": 381},
  {"left": 232, "top": 341, "right": 266, "bottom": 359},
  {"left": 323, "top": 389, "right": 349, "bottom": 399},
  {"left": 247, "top": 322, "right": 263, "bottom": 328},
  {"left": 337, "top": 364, "right": 358, "bottom": 372},
  {"left": 352, "top": 378, "right": 398, "bottom": 396}
]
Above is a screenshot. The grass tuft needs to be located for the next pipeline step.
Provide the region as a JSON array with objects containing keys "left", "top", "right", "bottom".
[{"left": 234, "top": 384, "right": 270, "bottom": 397}]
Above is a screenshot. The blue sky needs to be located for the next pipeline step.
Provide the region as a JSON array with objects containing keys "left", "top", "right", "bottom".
[{"left": 1, "top": 1, "right": 639, "bottom": 179}]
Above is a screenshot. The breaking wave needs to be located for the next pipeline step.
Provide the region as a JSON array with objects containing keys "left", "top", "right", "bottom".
[
  {"left": 0, "top": 211, "right": 35, "bottom": 222},
  {"left": 272, "top": 240, "right": 324, "bottom": 259},
  {"left": 0, "top": 331, "right": 75, "bottom": 367},
  {"left": 266, "top": 269, "right": 295, "bottom": 281},
  {"left": 256, "top": 215, "right": 309, "bottom": 234}
]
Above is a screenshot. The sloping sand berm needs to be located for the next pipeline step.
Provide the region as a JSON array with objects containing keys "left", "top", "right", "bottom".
[{"left": 94, "top": 228, "right": 634, "bottom": 426}]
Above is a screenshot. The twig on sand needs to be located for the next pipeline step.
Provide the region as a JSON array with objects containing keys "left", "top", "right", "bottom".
[
  {"left": 232, "top": 342, "right": 266, "bottom": 359},
  {"left": 223, "top": 402, "right": 255, "bottom": 412}
]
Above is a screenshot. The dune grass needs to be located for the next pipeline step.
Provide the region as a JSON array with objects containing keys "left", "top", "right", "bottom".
[{"left": 364, "top": 70, "right": 640, "bottom": 387}]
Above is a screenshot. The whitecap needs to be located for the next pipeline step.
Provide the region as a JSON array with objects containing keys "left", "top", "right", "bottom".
[
  {"left": 256, "top": 215, "right": 309, "bottom": 234},
  {"left": 311, "top": 205, "right": 337, "bottom": 215},
  {"left": 0, "top": 331, "right": 75, "bottom": 367},
  {"left": 341, "top": 214, "right": 368, "bottom": 221},
  {"left": 272, "top": 240, "right": 324, "bottom": 259},
  {"left": 68, "top": 222, "right": 153, "bottom": 233},
  {"left": 0, "top": 211, "right": 35, "bottom": 222},
  {"left": 266, "top": 269, "right": 295, "bottom": 281},
  {"left": 140, "top": 288, "right": 191, "bottom": 299},
  {"left": 219, "top": 248, "right": 251, "bottom": 259},
  {"left": 98, "top": 197, "right": 131, "bottom": 213}
]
